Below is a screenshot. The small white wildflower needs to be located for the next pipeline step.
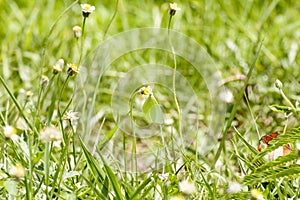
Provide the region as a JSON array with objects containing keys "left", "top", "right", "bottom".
[
  {"left": 226, "top": 181, "right": 242, "bottom": 194},
  {"left": 67, "top": 63, "right": 79, "bottom": 76},
  {"left": 179, "top": 179, "right": 196, "bottom": 195},
  {"left": 3, "top": 125, "right": 19, "bottom": 141},
  {"left": 169, "top": 2, "right": 181, "bottom": 16},
  {"left": 64, "top": 111, "right": 79, "bottom": 122},
  {"left": 220, "top": 88, "right": 234, "bottom": 103},
  {"left": 9, "top": 164, "right": 25, "bottom": 179},
  {"left": 251, "top": 189, "right": 265, "bottom": 200},
  {"left": 40, "top": 127, "right": 62, "bottom": 142},
  {"left": 139, "top": 86, "right": 153, "bottom": 98},
  {"left": 81, "top": 4, "right": 95, "bottom": 17},
  {"left": 169, "top": 195, "right": 184, "bottom": 200},
  {"left": 26, "top": 90, "right": 33, "bottom": 98}
]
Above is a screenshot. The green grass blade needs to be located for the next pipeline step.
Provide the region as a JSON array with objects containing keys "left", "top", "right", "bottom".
[
  {"left": 99, "top": 154, "right": 123, "bottom": 200},
  {"left": 244, "top": 164, "right": 300, "bottom": 185},
  {"left": 214, "top": 41, "right": 263, "bottom": 166},
  {"left": 130, "top": 176, "right": 153, "bottom": 199},
  {"left": 98, "top": 124, "right": 119, "bottom": 150},
  {"left": 79, "top": 136, "right": 108, "bottom": 197}
]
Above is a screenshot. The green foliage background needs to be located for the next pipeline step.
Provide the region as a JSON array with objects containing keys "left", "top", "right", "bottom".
[{"left": 1, "top": 0, "right": 300, "bottom": 199}]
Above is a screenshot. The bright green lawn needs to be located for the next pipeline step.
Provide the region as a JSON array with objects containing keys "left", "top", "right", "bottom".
[{"left": 1, "top": 0, "right": 300, "bottom": 199}]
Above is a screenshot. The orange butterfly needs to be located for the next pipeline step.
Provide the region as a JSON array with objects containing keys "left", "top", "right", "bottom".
[
  {"left": 257, "top": 131, "right": 291, "bottom": 161},
  {"left": 260, "top": 131, "right": 279, "bottom": 145},
  {"left": 257, "top": 132, "right": 279, "bottom": 152}
]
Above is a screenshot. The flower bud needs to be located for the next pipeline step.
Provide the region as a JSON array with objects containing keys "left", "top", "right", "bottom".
[
  {"left": 53, "top": 59, "right": 64, "bottom": 75},
  {"left": 41, "top": 75, "right": 49, "bottom": 86},
  {"left": 275, "top": 79, "right": 283, "bottom": 89},
  {"left": 72, "top": 26, "right": 82, "bottom": 38},
  {"left": 26, "top": 90, "right": 33, "bottom": 98}
]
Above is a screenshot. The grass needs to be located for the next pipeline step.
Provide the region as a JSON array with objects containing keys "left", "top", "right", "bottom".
[{"left": 1, "top": 0, "right": 300, "bottom": 199}]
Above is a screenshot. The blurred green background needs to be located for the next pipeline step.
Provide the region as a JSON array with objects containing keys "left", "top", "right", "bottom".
[
  {"left": 1, "top": 0, "right": 300, "bottom": 198},
  {"left": 1, "top": 0, "right": 300, "bottom": 135}
]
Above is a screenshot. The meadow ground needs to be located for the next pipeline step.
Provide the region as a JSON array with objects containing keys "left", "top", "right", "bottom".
[{"left": 1, "top": 0, "right": 300, "bottom": 199}]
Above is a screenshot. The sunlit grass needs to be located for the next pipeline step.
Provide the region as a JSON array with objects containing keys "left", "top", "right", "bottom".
[{"left": 1, "top": 0, "right": 300, "bottom": 199}]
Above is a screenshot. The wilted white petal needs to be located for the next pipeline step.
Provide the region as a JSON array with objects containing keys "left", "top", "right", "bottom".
[
  {"left": 227, "top": 181, "right": 242, "bottom": 194},
  {"left": 40, "top": 127, "right": 62, "bottom": 142},
  {"left": 9, "top": 164, "right": 25, "bottom": 179},
  {"left": 179, "top": 179, "right": 196, "bottom": 195}
]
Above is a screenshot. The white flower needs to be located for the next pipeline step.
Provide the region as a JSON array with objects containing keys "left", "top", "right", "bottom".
[
  {"left": 67, "top": 63, "right": 79, "bottom": 76},
  {"left": 169, "top": 195, "right": 184, "bottom": 200},
  {"left": 9, "top": 164, "right": 25, "bottom": 179},
  {"left": 179, "top": 179, "right": 196, "bottom": 195},
  {"left": 64, "top": 111, "right": 79, "bottom": 122},
  {"left": 40, "top": 127, "right": 62, "bottom": 142},
  {"left": 251, "top": 189, "right": 265, "bottom": 200},
  {"left": 26, "top": 90, "right": 33, "bottom": 98},
  {"left": 3, "top": 125, "right": 19, "bottom": 141},
  {"left": 220, "top": 88, "right": 234, "bottom": 103},
  {"left": 139, "top": 86, "right": 153, "bottom": 98},
  {"left": 81, "top": 4, "right": 95, "bottom": 17},
  {"left": 169, "top": 2, "right": 181, "bottom": 16},
  {"left": 227, "top": 181, "right": 242, "bottom": 194}
]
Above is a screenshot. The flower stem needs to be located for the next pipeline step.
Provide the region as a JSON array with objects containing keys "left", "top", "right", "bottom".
[
  {"left": 279, "top": 89, "right": 296, "bottom": 112},
  {"left": 27, "top": 132, "right": 33, "bottom": 199},
  {"left": 103, "top": 0, "right": 119, "bottom": 40},
  {"left": 167, "top": 15, "right": 183, "bottom": 148},
  {"left": 283, "top": 115, "right": 290, "bottom": 135},
  {"left": 129, "top": 91, "right": 138, "bottom": 179},
  {"left": 0, "top": 75, "right": 37, "bottom": 135},
  {"left": 58, "top": 75, "right": 70, "bottom": 118},
  {"left": 70, "top": 120, "right": 77, "bottom": 168},
  {"left": 78, "top": 17, "right": 87, "bottom": 67},
  {"left": 57, "top": 75, "right": 70, "bottom": 147},
  {"left": 44, "top": 141, "right": 51, "bottom": 199}
]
